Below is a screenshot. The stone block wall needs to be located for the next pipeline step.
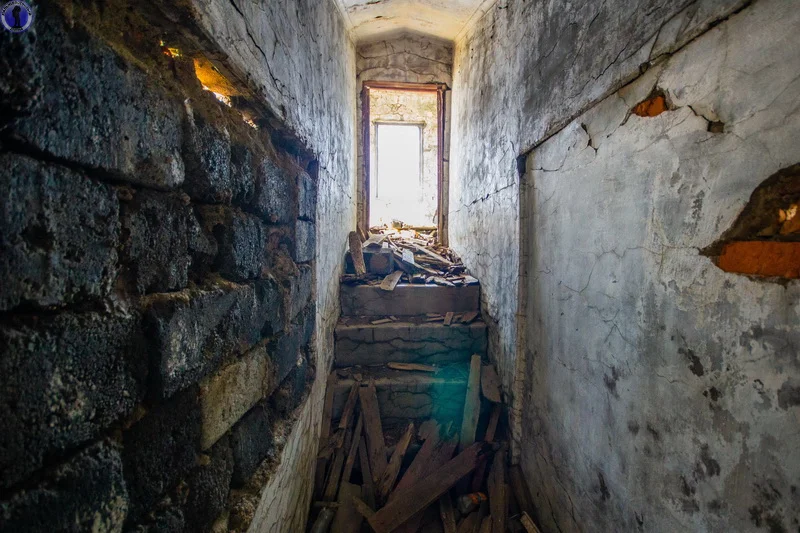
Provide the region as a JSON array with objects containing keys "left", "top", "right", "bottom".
[{"left": 0, "top": 3, "right": 324, "bottom": 531}]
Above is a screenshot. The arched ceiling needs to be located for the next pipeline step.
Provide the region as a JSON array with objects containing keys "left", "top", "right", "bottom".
[{"left": 336, "top": 0, "right": 494, "bottom": 42}]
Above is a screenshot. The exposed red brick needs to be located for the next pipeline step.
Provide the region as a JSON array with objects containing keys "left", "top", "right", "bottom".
[
  {"left": 717, "top": 241, "right": 800, "bottom": 279},
  {"left": 632, "top": 95, "right": 667, "bottom": 117}
]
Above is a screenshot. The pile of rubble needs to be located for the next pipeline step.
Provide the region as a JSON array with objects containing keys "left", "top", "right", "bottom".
[
  {"left": 342, "top": 225, "right": 479, "bottom": 290},
  {"left": 308, "top": 355, "right": 543, "bottom": 533}
]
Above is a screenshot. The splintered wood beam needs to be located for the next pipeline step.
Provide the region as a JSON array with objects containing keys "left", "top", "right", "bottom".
[
  {"left": 443, "top": 312, "right": 454, "bottom": 326},
  {"left": 488, "top": 446, "right": 507, "bottom": 533},
  {"left": 377, "top": 422, "right": 415, "bottom": 502},
  {"left": 439, "top": 494, "right": 457, "bottom": 533},
  {"left": 331, "top": 482, "right": 363, "bottom": 533},
  {"left": 393, "top": 440, "right": 458, "bottom": 533},
  {"left": 367, "top": 443, "right": 485, "bottom": 533},
  {"left": 410, "top": 243, "right": 453, "bottom": 265},
  {"left": 323, "top": 446, "right": 347, "bottom": 502},
  {"left": 480, "top": 365, "right": 502, "bottom": 403},
  {"left": 349, "top": 231, "right": 367, "bottom": 275},
  {"left": 380, "top": 270, "right": 403, "bottom": 291},
  {"left": 339, "top": 382, "right": 360, "bottom": 430},
  {"left": 359, "top": 381, "right": 388, "bottom": 483},
  {"left": 459, "top": 355, "right": 482, "bottom": 450},
  {"left": 394, "top": 423, "right": 441, "bottom": 494},
  {"left": 342, "top": 412, "right": 363, "bottom": 483},
  {"left": 359, "top": 437, "right": 376, "bottom": 509}
]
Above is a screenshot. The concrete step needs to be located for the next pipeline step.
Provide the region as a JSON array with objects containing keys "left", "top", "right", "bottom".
[
  {"left": 331, "top": 363, "right": 469, "bottom": 429},
  {"left": 340, "top": 284, "right": 480, "bottom": 317},
  {"left": 334, "top": 316, "right": 487, "bottom": 367}
]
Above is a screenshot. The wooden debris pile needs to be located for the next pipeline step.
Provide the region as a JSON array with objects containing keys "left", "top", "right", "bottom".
[
  {"left": 343, "top": 226, "right": 479, "bottom": 290},
  {"left": 308, "top": 356, "right": 544, "bottom": 533}
]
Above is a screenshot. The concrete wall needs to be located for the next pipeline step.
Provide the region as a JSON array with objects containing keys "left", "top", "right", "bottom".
[
  {"left": 0, "top": 0, "right": 356, "bottom": 531},
  {"left": 521, "top": 1, "right": 800, "bottom": 530},
  {"left": 449, "top": 0, "right": 750, "bottom": 456}
]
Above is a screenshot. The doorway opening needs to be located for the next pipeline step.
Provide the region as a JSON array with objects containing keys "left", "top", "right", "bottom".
[{"left": 360, "top": 81, "right": 448, "bottom": 242}]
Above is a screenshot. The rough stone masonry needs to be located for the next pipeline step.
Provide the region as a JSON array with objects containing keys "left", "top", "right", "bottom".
[{"left": 0, "top": 2, "right": 322, "bottom": 531}]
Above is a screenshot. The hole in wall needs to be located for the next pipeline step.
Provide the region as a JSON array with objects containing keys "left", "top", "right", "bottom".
[
  {"left": 631, "top": 89, "right": 672, "bottom": 117},
  {"left": 703, "top": 163, "right": 800, "bottom": 280}
]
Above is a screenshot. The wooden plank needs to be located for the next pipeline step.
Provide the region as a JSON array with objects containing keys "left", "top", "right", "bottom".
[
  {"left": 484, "top": 404, "right": 501, "bottom": 443},
  {"left": 392, "top": 439, "right": 458, "bottom": 533},
  {"left": 509, "top": 465, "right": 534, "bottom": 516},
  {"left": 439, "top": 494, "right": 457, "bottom": 533},
  {"left": 443, "top": 311, "right": 454, "bottom": 326},
  {"left": 359, "top": 381, "right": 388, "bottom": 483},
  {"left": 371, "top": 318, "right": 393, "bottom": 325},
  {"left": 357, "top": 225, "right": 369, "bottom": 242},
  {"left": 479, "top": 516, "right": 492, "bottom": 533},
  {"left": 324, "top": 446, "right": 347, "bottom": 501},
  {"left": 411, "top": 243, "right": 453, "bottom": 265},
  {"left": 339, "top": 382, "right": 360, "bottom": 430},
  {"left": 457, "top": 511, "right": 482, "bottom": 533},
  {"left": 352, "top": 495, "right": 376, "bottom": 520},
  {"left": 331, "top": 482, "right": 363, "bottom": 533},
  {"left": 402, "top": 248, "right": 416, "bottom": 265},
  {"left": 387, "top": 362, "right": 437, "bottom": 373},
  {"left": 315, "top": 372, "right": 338, "bottom": 499},
  {"left": 471, "top": 405, "right": 502, "bottom": 492},
  {"left": 480, "top": 365, "right": 502, "bottom": 403},
  {"left": 520, "top": 512, "right": 543, "bottom": 533},
  {"left": 488, "top": 447, "right": 507, "bottom": 533},
  {"left": 377, "top": 422, "right": 415, "bottom": 502},
  {"left": 394, "top": 423, "right": 441, "bottom": 494},
  {"left": 368, "top": 443, "right": 485, "bottom": 533},
  {"left": 461, "top": 311, "right": 478, "bottom": 324},
  {"left": 380, "top": 270, "right": 403, "bottom": 291},
  {"left": 342, "top": 412, "right": 363, "bottom": 483},
  {"left": 459, "top": 355, "right": 482, "bottom": 450},
  {"left": 358, "top": 437, "right": 376, "bottom": 509},
  {"left": 349, "top": 231, "right": 367, "bottom": 276}
]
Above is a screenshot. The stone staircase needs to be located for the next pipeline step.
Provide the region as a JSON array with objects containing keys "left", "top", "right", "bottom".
[{"left": 331, "top": 283, "right": 486, "bottom": 430}]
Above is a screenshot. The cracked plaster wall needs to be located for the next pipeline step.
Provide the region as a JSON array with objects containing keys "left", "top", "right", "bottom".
[
  {"left": 520, "top": 0, "right": 800, "bottom": 531},
  {"left": 449, "top": 0, "right": 751, "bottom": 461},
  {"left": 180, "top": 1, "right": 357, "bottom": 531}
]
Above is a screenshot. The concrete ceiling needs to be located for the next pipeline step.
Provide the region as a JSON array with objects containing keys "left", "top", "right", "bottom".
[{"left": 336, "top": 0, "right": 493, "bottom": 42}]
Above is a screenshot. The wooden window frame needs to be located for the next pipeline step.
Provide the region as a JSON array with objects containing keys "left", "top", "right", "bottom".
[{"left": 360, "top": 80, "right": 448, "bottom": 242}]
